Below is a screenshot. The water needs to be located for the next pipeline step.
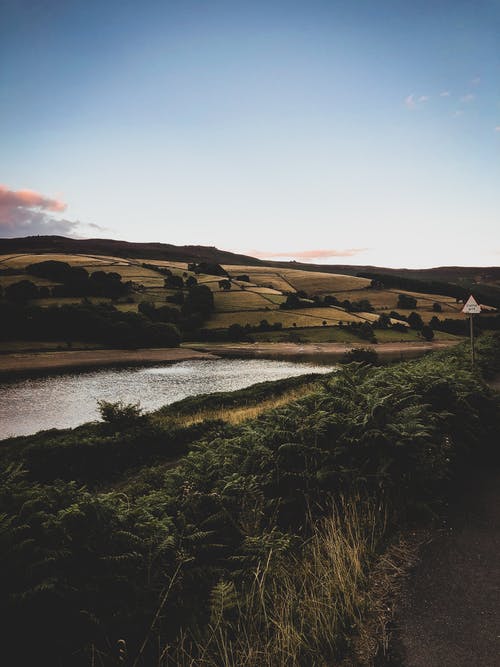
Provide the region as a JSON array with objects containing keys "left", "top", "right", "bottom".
[{"left": 0, "top": 359, "right": 333, "bottom": 439}]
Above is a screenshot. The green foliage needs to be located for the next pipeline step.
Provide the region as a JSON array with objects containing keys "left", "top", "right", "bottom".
[
  {"left": 0, "top": 335, "right": 499, "bottom": 664},
  {"left": 0, "top": 301, "right": 181, "bottom": 348},
  {"left": 408, "top": 311, "right": 424, "bottom": 330},
  {"left": 5, "top": 279, "right": 39, "bottom": 302},
  {"left": 397, "top": 293, "right": 418, "bottom": 309},
  {"left": 341, "top": 347, "right": 379, "bottom": 365},
  {"left": 421, "top": 324, "right": 434, "bottom": 341},
  {"left": 98, "top": 400, "right": 145, "bottom": 429}
]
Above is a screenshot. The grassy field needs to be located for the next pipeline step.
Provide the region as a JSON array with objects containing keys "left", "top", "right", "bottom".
[
  {"left": 251, "top": 326, "right": 459, "bottom": 344},
  {"left": 213, "top": 290, "right": 281, "bottom": 312},
  {"left": 0, "top": 253, "right": 124, "bottom": 268},
  {"left": 223, "top": 264, "right": 371, "bottom": 292},
  {"left": 205, "top": 307, "right": 368, "bottom": 329},
  {"left": 0, "top": 251, "right": 490, "bottom": 340}
]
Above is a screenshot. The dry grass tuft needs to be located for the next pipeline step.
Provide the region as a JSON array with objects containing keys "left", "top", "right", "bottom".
[
  {"left": 164, "top": 496, "right": 387, "bottom": 666},
  {"left": 157, "top": 384, "right": 317, "bottom": 428}
]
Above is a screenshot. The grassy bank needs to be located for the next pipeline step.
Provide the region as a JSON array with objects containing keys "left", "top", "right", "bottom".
[{"left": 0, "top": 334, "right": 499, "bottom": 665}]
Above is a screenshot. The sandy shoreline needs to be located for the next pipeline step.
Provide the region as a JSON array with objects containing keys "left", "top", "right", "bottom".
[
  {"left": 0, "top": 347, "right": 218, "bottom": 378},
  {"left": 0, "top": 340, "right": 459, "bottom": 379},
  {"left": 188, "top": 340, "right": 459, "bottom": 362}
]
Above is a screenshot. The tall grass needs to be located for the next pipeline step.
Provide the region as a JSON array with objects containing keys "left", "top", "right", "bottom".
[
  {"left": 162, "top": 495, "right": 386, "bottom": 666},
  {"left": 156, "top": 384, "right": 317, "bottom": 428}
]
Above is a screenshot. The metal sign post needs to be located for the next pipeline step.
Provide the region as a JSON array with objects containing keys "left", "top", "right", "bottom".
[{"left": 462, "top": 296, "right": 481, "bottom": 369}]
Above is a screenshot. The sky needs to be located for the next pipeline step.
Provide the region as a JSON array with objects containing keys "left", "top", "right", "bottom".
[{"left": 1, "top": 0, "right": 499, "bottom": 268}]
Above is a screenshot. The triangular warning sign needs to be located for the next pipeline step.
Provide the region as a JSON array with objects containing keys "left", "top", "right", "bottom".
[{"left": 462, "top": 295, "right": 481, "bottom": 314}]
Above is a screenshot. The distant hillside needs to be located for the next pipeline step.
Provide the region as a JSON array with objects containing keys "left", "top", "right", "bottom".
[
  {"left": 265, "top": 260, "right": 500, "bottom": 285},
  {"left": 0, "top": 235, "right": 262, "bottom": 266},
  {"left": 1, "top": 235, "right": 499, "bottom": 287}
]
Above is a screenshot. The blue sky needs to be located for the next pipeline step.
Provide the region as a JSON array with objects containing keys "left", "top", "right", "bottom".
[{"left": 1, "top": 0, "right": 499, "bottom": 267}]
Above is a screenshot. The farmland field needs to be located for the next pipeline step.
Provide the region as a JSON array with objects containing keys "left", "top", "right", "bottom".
[
  {"left": 251, "top": 326, "right": 459, "bottom": 344},
  {"left": 0, "top": 253, "right": 124, "bottom": 268},
  {"left": 213, "top": 290, "right": 280, "bottom": 312},
  {"left": 205, "top": 307, "right": 368, "bottom": 329},
  {"left": 223, "top": 265, "right": 371, "bottom": 293},
  {"left": 0, "top": 250, "right": 493, "bottom": 340}
]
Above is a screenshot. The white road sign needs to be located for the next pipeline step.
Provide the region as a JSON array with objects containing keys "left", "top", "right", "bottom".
[{"left": 462, "top": 295, "right": 481, "bottom": 314}]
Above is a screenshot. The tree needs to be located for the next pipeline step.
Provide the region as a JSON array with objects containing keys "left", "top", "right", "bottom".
[
  {"left": 357, "top": 321, "right": 377, "bottom": 342},
  {"left": 376, "top": 313, "right": 391, "bottom": 329},
  {"left": 138, "top": 301, "right": 156, "bottom": 319},
  {"left": 186, "top": 276, "right": 197, "bottom": 288},
  {"left": 218, "top": 279, "right": 232, "bottom": 291},
  {"left": 227, "top": 323, "right": 247, "bottom": 341},
  {"left": 166, "top": 291, "right": 184, "bottom": 305},
  {"left": 5, "top": 280, "right": 39, "bottom": 303},
  {"left": 280, "top": 293, "right": 300, "bottom": 309},
  {"left": 165, "top": 275, "right": 184, "bottom": 289},
  {"left": 421, "top": 325, "right": 434, "bottom": 341},
  {"left": 182, "top": 285, "right": 215, "bottom": 319},
  {"left": 397, "top": 294, "right": 417, "bottom": 309},
  {"left": 432, "top": 302, "right": 442, "bottom": 312},
  {"left": 408, "top": 311, "right": 424, "bottom": 330}
]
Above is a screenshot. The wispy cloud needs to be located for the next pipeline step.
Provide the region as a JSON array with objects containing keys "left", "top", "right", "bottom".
[
  {"left": 404, "top": 93, "right": 416, "bottom": 109},
  {"left": 453, "top": 110, "right": 464, "bottom": 117},
  {"left": 440, "top": 90, "right": 451, "bottom": 97},
  {"left": 249, "top": 248, "right": 368, "bottom": 261},
  {"left": 460, "top": 93, "right": 475, "bottom": 103},
  {"left": 495, "top": 126, "right": 500, "bottom": 132},
  {"left": 404, "top": 93, "right": 430, "bottom": 109},
  {"left": 0, "top": 184, "right": 105, "bottom": 238},
  {"left": 471, "top": 77, "right": 481, "bottom": 86}
]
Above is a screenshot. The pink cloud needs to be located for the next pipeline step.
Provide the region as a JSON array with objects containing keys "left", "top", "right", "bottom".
[
  {"left": 0, "top": 184, "right": 106, "bottom": 238},
  {"left": 0, "top": 185, "right": 66, "bottom": 215},
  {"left": 250, "top": 248, "right": 367, "bottom": 261}
]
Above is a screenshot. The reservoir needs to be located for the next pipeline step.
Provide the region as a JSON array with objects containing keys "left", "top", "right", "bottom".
[{"left": 0, "top": 358, "right": 333, "bottom": 439}]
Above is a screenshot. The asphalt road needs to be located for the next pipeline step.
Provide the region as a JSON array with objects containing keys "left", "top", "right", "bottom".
[{"left": 387, "top": 466, "right": 500, "bottom": 667}]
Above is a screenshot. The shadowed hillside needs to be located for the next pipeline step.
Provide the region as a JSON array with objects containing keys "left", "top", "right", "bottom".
[{"left": 0, "top": 235, "right": 262, "bottom": 266}]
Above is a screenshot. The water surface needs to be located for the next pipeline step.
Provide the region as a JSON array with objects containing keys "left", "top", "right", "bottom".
[{"left": 0, "top": 358, "right": 333, "bottom": 439}]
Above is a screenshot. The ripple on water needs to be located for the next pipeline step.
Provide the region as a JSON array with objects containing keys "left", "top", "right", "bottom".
[{"left": 0, "top": 358, "right": 333, "bottom": 439}]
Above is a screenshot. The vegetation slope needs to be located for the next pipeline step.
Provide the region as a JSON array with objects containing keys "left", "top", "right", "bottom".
[{"left": 1, "top": 334, "right": 499, "bottom": 665}]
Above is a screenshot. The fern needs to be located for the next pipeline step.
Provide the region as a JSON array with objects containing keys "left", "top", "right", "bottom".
[{"left": 209, "top": 579, "right": 238, "bottom": 624}]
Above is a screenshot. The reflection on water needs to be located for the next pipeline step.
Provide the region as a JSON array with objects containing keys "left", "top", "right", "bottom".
[{"left": 0, "top": 359, "right": 333, "bottom": 439}]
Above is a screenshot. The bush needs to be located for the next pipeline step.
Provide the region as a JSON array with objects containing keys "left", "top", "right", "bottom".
[
  {"left": 97, "top": 400, "right": 145, "bottom": 429},
  {"left": 341, "top": 347, "right": 379, "bottom": 365}
]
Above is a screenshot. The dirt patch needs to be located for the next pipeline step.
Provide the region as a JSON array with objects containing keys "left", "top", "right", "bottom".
[
  {"left": 0, "top": 347, "right": 217, "bottom": 378},
  {"left": 190, "top": 341, "right": 459, "bottom": 363}
]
